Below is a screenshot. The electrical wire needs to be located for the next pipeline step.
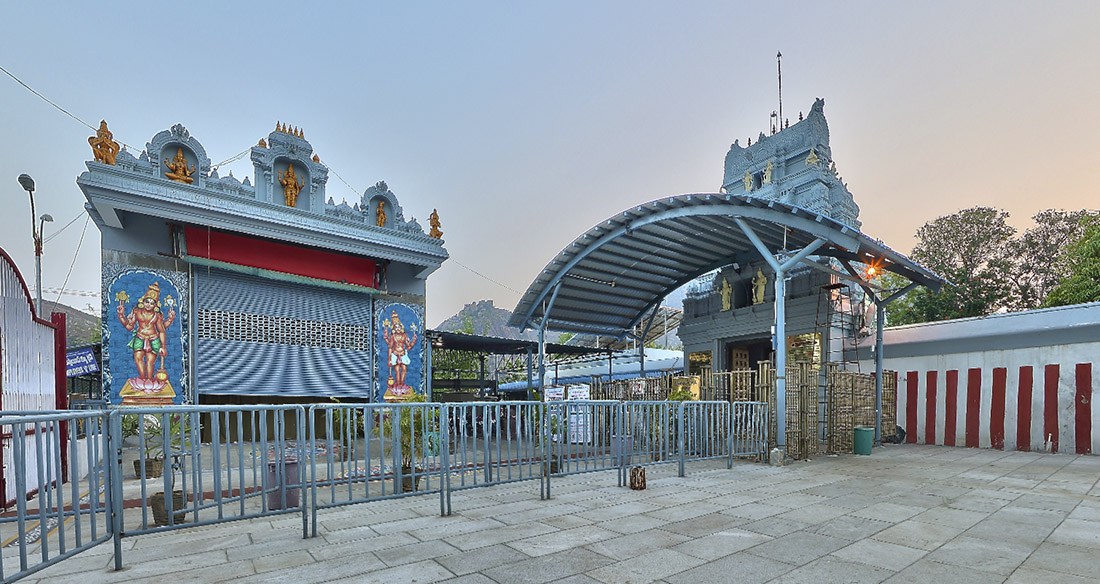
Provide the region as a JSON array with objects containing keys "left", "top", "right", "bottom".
[
  {"left": 448, "top": 258, "right": 523, "bottom": 295},
  {"left": 212, "top": 148, "right": 250, "bottom": 172},
  {"left": 43, "top": 211, "right": 86, "bottom": 243},
  {"left": 54, "top": 215, "right": 91, "bottom": 305},
  {"left": 1, "top": 63, "right": 139, "bottom": 152}
]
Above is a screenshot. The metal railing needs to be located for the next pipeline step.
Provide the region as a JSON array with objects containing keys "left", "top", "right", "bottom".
[
  {"left": 0, "top": 399, "right": 769, "bottom": 582},
  {"left": 0, "top": 411, "right": 112, "bottom": 583},
  {"left": 112, "top": 405, "right": 308, "bottom": 543}
]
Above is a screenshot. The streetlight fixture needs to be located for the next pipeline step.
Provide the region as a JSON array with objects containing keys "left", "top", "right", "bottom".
[{"left": 17, "top": 173, "right": 47, "bottom": 316}]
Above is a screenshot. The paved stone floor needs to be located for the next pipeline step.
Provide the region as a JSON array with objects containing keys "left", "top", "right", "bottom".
[{"left": 21, "top": 444, "right": 1100, "bottom": 583}]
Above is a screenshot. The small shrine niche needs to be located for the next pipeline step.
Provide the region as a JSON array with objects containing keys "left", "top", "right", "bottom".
[
  {"left": 250, "top": 122, "right": 328, "bottom": 211},
  {"left": 274, "top": 158, "right": 310, "bottom": 209},
  {"left": 363, "top": 181, "right": 402, "bottom": 230},
  {"left": 146, "top": 123, "right": 212, "bottom": 188}
]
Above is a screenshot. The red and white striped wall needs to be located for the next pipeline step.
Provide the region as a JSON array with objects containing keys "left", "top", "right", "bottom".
[
  {"left": 896, "top": 357, "right": 1096, "bottom": 454},
  {"left": 859, "top": 303, "right": 1100, "bottom": 454}
]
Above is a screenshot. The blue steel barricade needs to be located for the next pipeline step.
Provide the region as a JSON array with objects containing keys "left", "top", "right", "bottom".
[
  {"left": 678, "top": 401, "right": 733, "bottom": 476},
  {"left": 110, "top": 406, "right": 308, "bottom": 540},
  {"left": 441, "top": 401, "right": 547, "bottom": 515},
  {"left": 616, "top": 400, "right": 678, "bottom": 482},
  {"left": 542, "top": 401, "right": 621, "bottom": 498},
  {"left": 730, "top": 401, "right": 769, "bottom": 459},
  {"left": 0, "top": 411, "right": 113, "bottom": 583},
  {"left": 308, "top": 402, "right": 444, "bottom": 533}
]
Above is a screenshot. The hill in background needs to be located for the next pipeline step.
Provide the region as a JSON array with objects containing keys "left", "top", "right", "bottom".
[
  {"left": 39, "top": 300, "right": 100, "bottom": 347},
  {"left": 435, "top": 300, "right": 539, "bottom": 341}
]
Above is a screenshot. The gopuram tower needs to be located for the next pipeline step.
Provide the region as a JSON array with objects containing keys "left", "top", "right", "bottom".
[{"left": 721, "top": 98, "right": 860, "bottom": 229}]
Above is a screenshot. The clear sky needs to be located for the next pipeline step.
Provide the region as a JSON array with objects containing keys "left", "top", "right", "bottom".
[{"left": 2, "top": 2, "right": 1098, "bottom": 327}]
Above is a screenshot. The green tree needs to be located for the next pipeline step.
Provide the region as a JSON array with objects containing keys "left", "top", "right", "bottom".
[
  {"left": 1005, "top": 210, "right": 1100, "bottom": 310},
  {"left": 892, "top": 207, "right": 1016, "bottom": 323},
  {"left": 1042, "top": 221, "right": 1100, "bottom": 307}
]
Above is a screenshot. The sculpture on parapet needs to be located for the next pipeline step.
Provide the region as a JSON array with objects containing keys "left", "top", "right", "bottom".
[
  {"left": 89, "top": 120, "right": 120, "bottom": 165},
  {"left": 743, "top": 170, "right": 754, "bottom": 192},
  {"left": 164, "top": 148, "right": 195, "bottom": 183},
  {"left": 752, "top": 268, "right": 767, "bottom": 305},
  {"left": 278, "top": 163, "right": 304, "bottom": 207},
  {"left": 429, "top": 209, "right": 443, "bottom": 239},
  {"left": 719, "top": 277, "right": 732, "bottom": 311},
  {"left": 763, "top": 160, "right": 773, "bottom": 184},
  {"left": 376, "top": 201, "right": 387, "bottom": 227}
]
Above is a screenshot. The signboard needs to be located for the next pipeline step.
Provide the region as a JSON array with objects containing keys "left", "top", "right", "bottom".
[
  {"left": 565, "top": 384, "right": 592, "bottom": 443},
  {"left": 543, "top": 386, "right": 565, "bottom": 401},
  {"left": 66, "top": 348, "right": 99, "bottom": 378},
  {"left": 566, "top": 383, "right": 590, "bottom": 400}
]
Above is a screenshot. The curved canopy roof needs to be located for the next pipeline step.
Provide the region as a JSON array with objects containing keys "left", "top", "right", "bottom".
[{"left": 509, "top": 193, "right": 946, "bottom": 336}]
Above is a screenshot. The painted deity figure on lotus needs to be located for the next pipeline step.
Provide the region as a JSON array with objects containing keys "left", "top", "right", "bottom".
[
  {"left": 116, "top": 282, "right": 177, "bottom": 394},
  {"left": 382, "top": 310, "right": 418, "bottom": 399}
]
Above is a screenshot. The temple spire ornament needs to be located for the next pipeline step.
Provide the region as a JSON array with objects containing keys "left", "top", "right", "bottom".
[{"left": 89, "top": 120, "right": 120, "bottom": 165}]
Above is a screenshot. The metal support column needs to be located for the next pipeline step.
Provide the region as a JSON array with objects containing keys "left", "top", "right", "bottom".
[
  {"left": 734, "top": 217, "right": 824, "bottom": 453},
  {"left": 537, "top": 282, "right": 563, "bottom": 394}
]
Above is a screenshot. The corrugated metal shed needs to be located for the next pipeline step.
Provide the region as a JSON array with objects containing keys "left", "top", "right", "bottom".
[{"left": 510, "top": 193, "right": 945, "bottom": 336}]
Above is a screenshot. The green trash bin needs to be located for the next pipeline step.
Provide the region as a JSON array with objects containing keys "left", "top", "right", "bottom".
[{"left": 854, "top": 427, "right": 874, "bottom": 455}]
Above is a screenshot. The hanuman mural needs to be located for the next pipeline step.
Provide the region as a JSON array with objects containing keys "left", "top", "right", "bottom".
[
  {"left": 104, "top": 266, "right": 188, "bottom": 406},
  {"left": 376, "top": 302, "right": 423, "bottom": 402}
]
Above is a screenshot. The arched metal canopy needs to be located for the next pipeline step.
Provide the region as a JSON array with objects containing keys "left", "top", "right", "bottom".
[{"left": 510, "top": 193, "right": 946, "bottom": 336}]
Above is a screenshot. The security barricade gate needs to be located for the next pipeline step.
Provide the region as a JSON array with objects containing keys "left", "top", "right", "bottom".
[
  {"left": 0, "top": 411, "right": 112, "bottom": 583},
  {"left": 0, "top": 400, "right": 768, "bottom": 582}
]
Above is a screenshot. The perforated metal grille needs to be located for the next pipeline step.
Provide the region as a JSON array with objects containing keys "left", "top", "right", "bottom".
[
  {"left": 197, "top": 309, "right": 370, "bottom": 350},
  {"left": 193, "top": 267, "right": 374, "bottom": 399}
]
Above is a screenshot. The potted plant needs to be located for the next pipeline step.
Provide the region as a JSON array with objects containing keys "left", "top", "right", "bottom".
[
  {"left": 142, "top": 413, "right": 194, "bottom": 526},
  {"left": 133, "top": 414, "right": 166, "bottom": 478},
  {"left": 378, "top": 394, "right": 438, "bottom": 492}
]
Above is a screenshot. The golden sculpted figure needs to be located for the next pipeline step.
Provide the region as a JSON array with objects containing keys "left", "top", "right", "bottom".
[
  {"left": 763, "top": 160, "right": 773, "bottom": 184},
  {"left": 719, "top": 277, "right": 732, "bottom": 311},
  {"left": 376, "top": 201, "right": 387, "bottom": 227},
  {"left": 805, "top": 148, "right": 819, "bottom": 167},
  {"left": 89, "top": 120, "right": 120, "bottom": 165},
  {"left": 429, "top": 209, "right": 443, "bottom": 239},
  {"left": 752, "top": 268, "right": 767, "bottom": 305},
  {"left": 164, "top": 148, "right": 195, "bottom": 183},
  {"left": 278, "top": 163, "right": 304, "bottom": 207},
  {"left": 743, "top": 170, "right": 754, "bottom": 192}
]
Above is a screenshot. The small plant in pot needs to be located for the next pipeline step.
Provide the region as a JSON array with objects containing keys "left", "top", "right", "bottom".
[
  {"left": 377, "top": 393, "right": 438, "bottom": 492},
  {"left": 139, "top": 413, "right": 194, "bottom": 526},
  {"left": 133, "top": 414, "right": 166, "bottom": 478}
]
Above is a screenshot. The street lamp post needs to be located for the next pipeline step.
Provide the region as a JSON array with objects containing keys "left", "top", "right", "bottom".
[{"left": 17, "top": 173, "right": 51, "bottom": 316}]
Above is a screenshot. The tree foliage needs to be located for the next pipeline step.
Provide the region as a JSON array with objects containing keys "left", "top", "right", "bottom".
[
  {"left": 886, "top": 206, "right": 1099, "bottom": 325},
  {"left": 1005, "top": 210, "right": 1100, "bottom": 310},
  {"left": 902, "top": 207, "right": 1015, "bottom": 322},
  {"left": 1042, "top": 220, "right": 1100, "bottom": 307}
]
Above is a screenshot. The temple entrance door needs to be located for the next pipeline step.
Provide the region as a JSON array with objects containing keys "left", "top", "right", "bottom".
[{"left": 727, "top": 346, "right": 749, "bottom": 371}]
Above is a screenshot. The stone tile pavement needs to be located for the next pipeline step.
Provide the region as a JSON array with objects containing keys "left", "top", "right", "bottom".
[{"left": 22, "top": 445, "right": 1100, "bottom": 583}]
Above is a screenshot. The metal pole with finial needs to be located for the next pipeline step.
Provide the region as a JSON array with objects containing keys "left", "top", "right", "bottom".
[{"left": 777, "top": 51, "right": 783, "bottom": 130}]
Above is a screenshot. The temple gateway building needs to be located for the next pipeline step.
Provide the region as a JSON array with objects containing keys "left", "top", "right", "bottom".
[
  {"left": 79, "top": 122, "right": 447, "bottom": 407},
  {"left": 680, "top": 99, "right": 867, "bottom": 375}
]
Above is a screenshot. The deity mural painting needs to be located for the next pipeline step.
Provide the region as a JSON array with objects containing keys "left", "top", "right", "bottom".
[
  {"left": 376, "top": 302, "right": 424, "bottom": 402},
  {"left": 104, "top": 266, "right": 188, "bottom": 406}
]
